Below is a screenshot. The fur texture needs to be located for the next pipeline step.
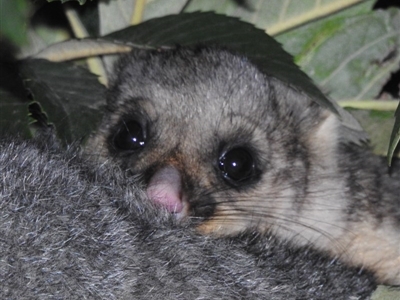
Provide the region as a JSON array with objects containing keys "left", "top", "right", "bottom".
[
  {"left": 89, "top": 47, "right": 400, "bottom": 284},
  {"left": 0, "top": 137, "right": 377, "bottom": 299}
]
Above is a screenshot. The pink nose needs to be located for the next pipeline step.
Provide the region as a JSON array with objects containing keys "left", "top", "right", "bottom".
[{"left": 146, "top": 166, "right": 184, "bottom": 213}]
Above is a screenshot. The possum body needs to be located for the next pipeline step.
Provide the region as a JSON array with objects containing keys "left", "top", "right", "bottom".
[
  {"left": 0, "top": 138, "right": 376, "bottom": 299},
  {"left": 89, "top": 47, "right": 400, "bottom": 285}
]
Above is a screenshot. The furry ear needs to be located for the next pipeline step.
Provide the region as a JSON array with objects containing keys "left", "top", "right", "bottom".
[
  {"left": 270, "top": 78, "right": 341, "bottom": 166},
  {"left": 307, "top": 111, "right": 340, "bottom": 167},
  {"left": 271, "top": 76, "right": 367, "bottom": 147},
  {"left": 270, "top": 78, "right": 325, "bottom": 127}
]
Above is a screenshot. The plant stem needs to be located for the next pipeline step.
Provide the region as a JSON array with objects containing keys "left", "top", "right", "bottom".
[
  {"left": 338, "top": 100, "right": 399, "bottom": 111},
  {"left": 131, "top": 0, "right": 147, "bottom": 25},
  {"left": 64, "top": 4, "right": 108, "bottom": 86}
]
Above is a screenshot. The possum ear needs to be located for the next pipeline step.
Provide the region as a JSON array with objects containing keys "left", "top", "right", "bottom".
[
  {"left": 271, "top": 78, "right": 341, "bottom": 162},
  {"left": 307, "top": 110, "right": 340, "bottom": 167},
  {"left": 272, "top": 78, "right": 366, "bottom": 146},
  {"left": 271, "top": 78, "right": 326, "bottom": 128}
]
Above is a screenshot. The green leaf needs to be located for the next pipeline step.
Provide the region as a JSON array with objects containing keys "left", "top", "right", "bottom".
[
  {"left": 0, "top": 0, "right": 30, "bottom": 46},
  {"left": 371, "top": 285, "right": 400, "bottom": 300},
  {"left": 143, "top": 0, "right": 187, "bottom": 21},
  {"left": 277, "top": 5, "right": 400, "bottom": 101},
  {"left": 98, "top": 0, "right": 136, "bottom": 35},
  {"left": 20, "top": 59, "right": 106, "bottom": 144},
  {"left": 183, "top": 0, "right": 368, "bottom": 36},
  {"left": 350, "top": 109, "right": 395, "bottom": 156},
  {"left": 0, "top": 88, "right": 31, "bottom": 138}
]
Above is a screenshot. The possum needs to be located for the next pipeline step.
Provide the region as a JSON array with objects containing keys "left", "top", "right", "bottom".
[
  {"left": 89, "top": 47, "right": 400, "bottom": 285},
  {"left": 0, "top": 137, "right": 377, "bottom": 299}
]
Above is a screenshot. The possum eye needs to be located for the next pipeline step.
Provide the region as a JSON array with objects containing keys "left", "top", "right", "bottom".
[
  {"left": 113, "top": 120, "right": 146, "bottom": 151},
  {"left": 218, "top": 148, "right": 255, "bottom": 185}
]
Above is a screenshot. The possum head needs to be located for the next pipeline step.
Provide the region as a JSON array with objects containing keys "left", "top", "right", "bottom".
[{"left": 91, "top": 47, "right": 343, "bottom": 244}]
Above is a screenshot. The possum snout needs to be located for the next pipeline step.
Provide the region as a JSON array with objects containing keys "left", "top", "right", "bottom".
[{"left": 146, "top": 166, "right": 188, "bottom": 216}]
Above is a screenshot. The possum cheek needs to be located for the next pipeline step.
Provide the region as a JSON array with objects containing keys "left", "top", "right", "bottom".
[
  {"left": 196, "top": 204, "right": 256, "bottom": 236},
  {"left": 146, "top": 166, "right": 189, "bottom": 217}
]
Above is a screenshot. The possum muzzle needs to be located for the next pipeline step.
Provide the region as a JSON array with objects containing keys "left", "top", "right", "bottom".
[{"left": 146, "top": 166, "right": 189, "bottom": 218}]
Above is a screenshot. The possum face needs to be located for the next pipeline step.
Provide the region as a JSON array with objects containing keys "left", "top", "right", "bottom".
[{"left": 91, "top": 48, "right": 342, "bottom": 240}]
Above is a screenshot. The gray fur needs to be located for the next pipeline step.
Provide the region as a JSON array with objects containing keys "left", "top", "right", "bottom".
[
  {"left": 0, "top": 137, "right": 376, "bottom": 299},
  {"left": 89, "top": 47, "right": 400, "bottom": 284}
]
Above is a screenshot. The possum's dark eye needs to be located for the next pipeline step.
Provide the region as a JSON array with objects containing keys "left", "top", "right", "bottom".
[
  {"left": 113, "top": 120, "right": 146, "bottom": 151},
  {"left": 219, "top": 148, "right": 255, "bottom": 185}
]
